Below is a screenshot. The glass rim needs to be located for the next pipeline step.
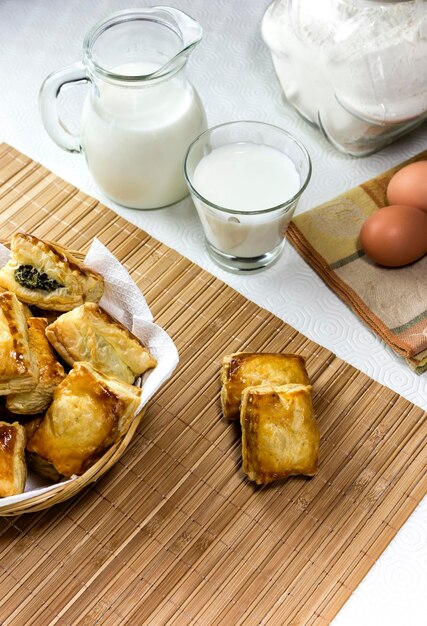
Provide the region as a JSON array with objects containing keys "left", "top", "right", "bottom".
[
  {"left": 184, "top": 120, "right": 312, "bottom": 216},
  {"left": 82, "top": 8, "right": 195, "bottom": 84}
]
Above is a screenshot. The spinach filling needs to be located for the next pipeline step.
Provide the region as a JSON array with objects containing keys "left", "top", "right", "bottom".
[{"left": 14, "top": 265, "right": 63, "bottom": 292}]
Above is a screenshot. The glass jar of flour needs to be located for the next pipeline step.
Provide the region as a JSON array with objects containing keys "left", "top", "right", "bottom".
[{"left": 262, "top": 0, "right": 427, "bottom": 156}]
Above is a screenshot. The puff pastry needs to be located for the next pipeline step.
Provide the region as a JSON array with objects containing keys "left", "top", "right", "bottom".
[
  {"left": 241, "top": 383, "right": 319, "bottom": 485},
  {"left": 22, "top": 417, "right": 59, "bottom": 481},
  {"left": 0, "top": 233, "right": 104, "bottom": 311},
  {"left": 6, "top": 318, "right": 66, "bottom": 414},
  {"left": 0, "top": 421, "right": 27, "bottom": 496},
  {"left": 0, "top": 291, "right": 38, "bottom": 395},
  {"left": 22, "top": 416, "right": 44, "bottom": 441},
  {"left": 45, "top": 303, "right": 157, "bottom": 384},
  {"left": 0, "top": 286, "right": 32, "bottom": 318},
  {"left": 221, "top": 352, "right": 310, "bottom": 420},
  {"left": 26, "top": 450, "right": 62, "bottom": 483},
  {"left": 27, "top": 361, "right": 142, "bottom": 477}
]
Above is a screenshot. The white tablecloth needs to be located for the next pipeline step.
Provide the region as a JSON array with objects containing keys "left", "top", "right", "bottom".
[{"left": 0, "top": 1, "right": 425, "bottom": 623}]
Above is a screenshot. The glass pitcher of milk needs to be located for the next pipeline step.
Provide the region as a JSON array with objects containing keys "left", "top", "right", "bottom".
[{"left": 39, "top": 7, "right": 207, "bottom": 209}]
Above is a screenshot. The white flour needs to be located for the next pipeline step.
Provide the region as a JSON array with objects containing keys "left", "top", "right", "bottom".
[{"left": 262, "top": 0, "right": 427, "bottom": 154}]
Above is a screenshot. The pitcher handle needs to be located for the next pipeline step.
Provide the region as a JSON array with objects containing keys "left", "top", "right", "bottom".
[{"left": 39, "top": 63, "right": 89, "bottom": 154}]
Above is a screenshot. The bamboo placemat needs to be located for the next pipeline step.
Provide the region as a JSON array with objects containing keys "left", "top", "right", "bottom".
[{"left": 0, "top": 143, "right": 425, "bottom": 626}]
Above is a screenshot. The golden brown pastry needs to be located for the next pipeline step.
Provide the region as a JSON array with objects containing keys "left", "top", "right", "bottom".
[
  {"left": 0, "top": 291, "right": 38, "bottom": 395},
  {"left": 27, "top": 361, "right": 141, "bottom": 477},
  {"left": 241, "top": 383, "right": 319, "bottom": 485},
  {"left": 22, "top": 416, "right": 44, "bottom": 441},
  {"left": 6, "top": 318, "right": 66, "bottom": 414},
  {"left": 24, "top": 416, "right": 62, "bottom": 481},
  {"left": 221, "top": 352, "right": 310, "bottom": 420},
  {"left": 26, "top": 450, "right": 62, "bottom": 483},
  {"left": 45, "top": 303, "right": 156, "bottom": 384},
  {"left": 0, "top": 421, "right": 27, "bottom": 496},
  {"left": 0, "top": 233, "right": 104, "bottom": 311},
  {"left": 0, "top": 288, "right": 33, "bottom": 318}
]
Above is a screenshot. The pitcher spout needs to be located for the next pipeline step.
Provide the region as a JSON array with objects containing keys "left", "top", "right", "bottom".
[
  {"left": 82, "top": 6, "right": 203, "bottom": 83},
  {"left": 149, "top": 6, "right": 203, "bottom": 78}
]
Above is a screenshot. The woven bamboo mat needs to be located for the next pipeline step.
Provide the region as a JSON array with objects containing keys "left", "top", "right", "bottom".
[{"left": 0, "top": 143, "right": 425, "bottom": 626}]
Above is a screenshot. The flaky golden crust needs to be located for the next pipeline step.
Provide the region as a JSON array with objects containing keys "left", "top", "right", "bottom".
[
  {"left": 0, "top": 233, "right": 104, "bottom": 311},
  {"left": 22, "top": 416, "right": 44, "bottom": 441},
  {"left": 6, "top": 318, "right": 66, "bottom": 414},
  {"left": 25, "top": 452, "right": 62, "bottom": 482},
  {"left": 26, "top": 362, "right": 141, "bottom": 477},
  {"left": 221, "top": 352, "right": 310, "bottom": 420},
  {"left": 0, "top": 421, "right": 27, "bottom": 496},
  {"left": 45, "top": 303, "right": 156, "bottom": 384},
  {"left": 0, "top": 291, "right": 38, "bottom": 395},
  {"left": 241, "top": 384, "right": 319, "bottom": 485}
]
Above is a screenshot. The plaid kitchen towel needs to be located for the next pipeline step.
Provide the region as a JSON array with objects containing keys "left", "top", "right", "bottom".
[{"left": 288, "top": 150, "right": 427, "bottom": 374}]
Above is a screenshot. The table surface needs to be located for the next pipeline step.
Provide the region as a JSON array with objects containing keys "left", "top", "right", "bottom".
[{"left": 0, "top": 1, "right": 426, "bottom": 624}]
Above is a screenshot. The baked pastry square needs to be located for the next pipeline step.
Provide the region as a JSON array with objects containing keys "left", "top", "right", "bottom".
[
  {"left": 0, "top": 291, "right": 38, "bottom": 395},
  {"left": 241, "top": 383, "right": 319, "bottom": 485},
  {"left": 0, "top": 233, "right": 104, "bottom": 311},
  {"left": 27, "top": 361, "right": 142, "bottom": 477},
  {"left": 46, "top": 303, "right": 157, "bottom": 384},
  {"left": 0, "top": 421, "right": 27, "bottom": 496},
  {"left": 221, "top": 352, "right": 310, "bottom": 420},
  {"left": 6, "top": 317, "right": 66, "bottom": 414},
  {"left": 22, "top": 416, "right": 44, "bottom": 441}
]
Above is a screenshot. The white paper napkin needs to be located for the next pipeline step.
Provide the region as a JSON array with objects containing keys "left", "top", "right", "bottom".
[{"left": 0, "top": 238, "right": 179, "bottom": 507}]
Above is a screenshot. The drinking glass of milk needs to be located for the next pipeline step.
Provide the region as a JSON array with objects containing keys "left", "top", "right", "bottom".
[
  {"left": 39, "top": 7, "right": 207, "bottom": 209},
  {"left": 184, "top": 121, "right": 311, "bottom": 272}
]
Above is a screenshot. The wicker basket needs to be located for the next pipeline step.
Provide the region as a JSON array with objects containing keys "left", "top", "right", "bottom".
[{"left": 0, "top": 243, "right": 147, "bottom": 516}]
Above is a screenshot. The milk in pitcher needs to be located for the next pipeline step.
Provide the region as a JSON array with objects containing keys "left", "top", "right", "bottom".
[{"left": 81, "top": 62, "right": 206, "bottom": 209}]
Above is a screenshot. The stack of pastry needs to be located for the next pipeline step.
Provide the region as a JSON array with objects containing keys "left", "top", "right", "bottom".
[
  {"left": 0, "top": 233, "right": 156, "bottom": 497},
  {"left": 220, "top": 353, "right": 319, "bottom": 485}
]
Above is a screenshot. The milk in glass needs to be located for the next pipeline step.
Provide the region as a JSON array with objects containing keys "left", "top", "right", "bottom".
[{"left": 192, "top": 143, "right": 300, "bottom": 257}]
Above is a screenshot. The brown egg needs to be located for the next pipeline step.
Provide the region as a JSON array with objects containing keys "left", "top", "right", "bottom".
[
  {"left": 387, "top": 161, "right": 427, "bottom": 211},
  {"left": 359, "top": 205, "right": 427, "bottom": 267}
]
